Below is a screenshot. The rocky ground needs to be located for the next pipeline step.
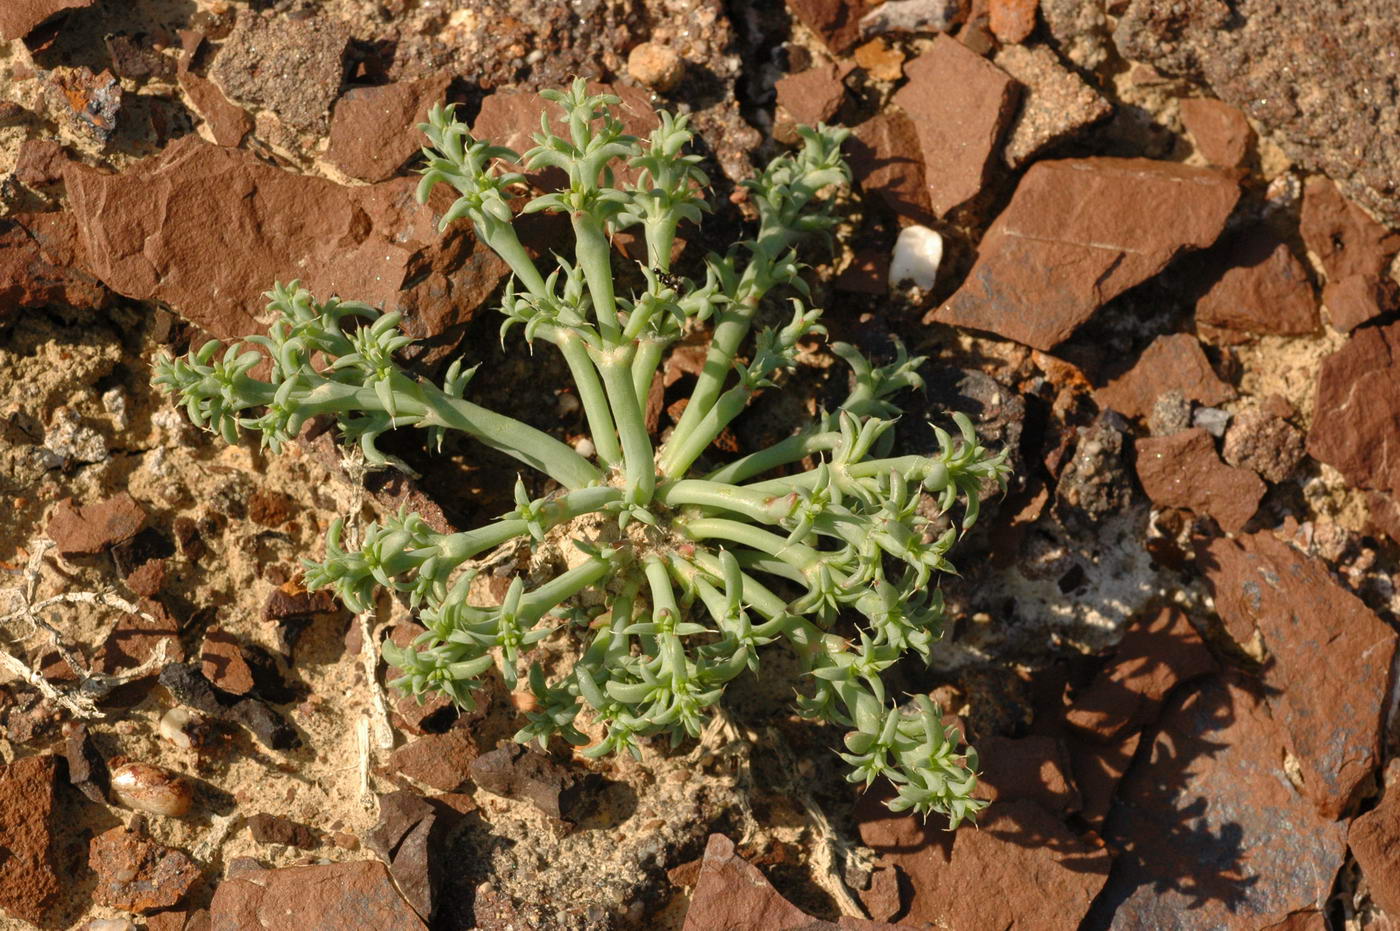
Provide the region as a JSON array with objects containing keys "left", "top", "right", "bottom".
[{"left": 1, "top": 0, "right": 1399, "bottom": 929}]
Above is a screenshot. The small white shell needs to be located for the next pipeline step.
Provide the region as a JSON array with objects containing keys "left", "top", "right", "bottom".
[
  {"left": 110, "top": 762, "right": 193, "bottom": 817},
  {"left": 889, "top": 225, "right": 944, "bottom": 291},
  {"left": 158, "top": 708, "right": 199, "bottom": 749}
]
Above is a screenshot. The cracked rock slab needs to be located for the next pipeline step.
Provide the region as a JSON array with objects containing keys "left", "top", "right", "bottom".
[{"left": 932, "top": 158, "right": 1239, "bottom": 350}]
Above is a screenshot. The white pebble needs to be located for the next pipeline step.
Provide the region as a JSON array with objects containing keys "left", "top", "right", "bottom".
[
  {"left": 889, "top": 225, "right": 943, "bottom": 290},
  {"left": 159, "top": 708, "right": 200, "bottom": 750},
  {"left": 572, "top": 436, "right": 596, "bottom": 459}
]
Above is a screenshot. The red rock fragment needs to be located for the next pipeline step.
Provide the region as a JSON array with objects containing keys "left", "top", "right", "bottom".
[
  {"left": 988, "top": 0, "right": 1038, "bottom": 43},
  {"left": 1096, "top": 333, "right": 1234, "bottom": 418},
  {"left": 934, "top": 159, "right": 1239, "bottom": 349},
  {"left": 1349, "top": 785, "right": 1400, "bottom": 918},
  {"left": 65, "top": 139, "right": 506, "bottom": 345},
  {"left": 1323, "top": 274, "right": 1394, "bottom": 333},
  {"left": 327, "top": 76, "right": 452, "bottom": 183},
  {"left": 0, "top": 0, "right": 92, "bottom": 40},
  {"left": 469, "top": 744, "right": 584, "bottom": 821},
  {"left": 848, "top": 109, "right": 933, "bottom": 224},
  {"left": 94, "top": 598, "right": 185, "bottom": 675},
  {"left": 14, "top": 138, "right": 66, "bottom": 186},
  {"left": 774, "top": 63, "right": 847, "bottom": 144},
  {"left": 683, "top": 833, "right": 899, "bottom": 930},
  {"left": 0, "top": 214, "right": 107, "bottom": 314},
  {"left": 124, "top": 557, "right": 167, "bottom": 597},
  {"left": 386, "top": 730, "right": 478, "bottom": 793},
  {"left": 1178, "top": 97, "right": 1253, "bottom": 170},
  {"left": 46, "top": 492, "right": 147, "bottom": 555},
  {"left": 1300, "top": 178, "right": 1400, "bottom": 332},
  {"left": 178, "top": 70, "right": 252, "bottom": 147},
  {"left": 892, "top": 35, "right": 1019, "bottom": 217},
  {"left": 1135, "top": 428, "right": 1264, "bottom": 533},
  {"left": 247, "top": 813, "right": 318, "bottom": 849},
  {"left": 1066, "top": 731, "right": 1139, "bottom": 830},
  {"left": 973, "top": 734, "right": 1082, "bottom": 813},
  {"left": 201, "top": 628, "right": 256, "bottom": 695},
  {"left": 89, "top": 826, "right": 201, "bottom": 912},
  {"left": 1101, "top": 674, "right": 1346, "bottom": 928},
  {"left": 785, "top": 0, "right": 872, "bottom": 53},
  {"left": 1195, "top": 233, "right": 1317, "bottom": 340},
  {"left": 1203, "top": 532, "right": 1397, "bottom": 818},
  {"left": 1309, "top": 321, "right": 1400, "bottom": 500},
  {"left": 1065, "top": 605, "right": 1216, "bottom": 743},
  {"left": 209, "top": 860, "right": 426, "bottom": 931},
  {"left": 0, "top": 755, "right": 64, "bottom": 924}
]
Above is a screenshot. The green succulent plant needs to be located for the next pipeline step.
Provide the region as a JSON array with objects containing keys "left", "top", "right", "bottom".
[{"left": 153, "top": 80, "right": 1009, "bottom": 826}]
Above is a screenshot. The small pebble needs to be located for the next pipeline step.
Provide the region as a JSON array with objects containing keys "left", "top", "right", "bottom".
[
  {"left": 627, "top": 42, "right": 684, "bottom": 92},
  {"left": 1192, "top": 406, "right": 1231, "bottom": 437},
  {"left": 889, "top": 225, "right": 944, "bottom": 290},
  {"left": 110, "top": 762, "right": 193, "bottom": 817},
  {"left": 83, "top": 920, "right": 136, "bottom": 931},
  {"left": 158, "top": 707, "right": 203, "bottom": 750},
  {"left": 572, "top": 436, "right": 596, "bottom": 458}
]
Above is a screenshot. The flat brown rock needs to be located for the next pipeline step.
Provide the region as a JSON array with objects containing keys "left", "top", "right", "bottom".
[
  {"left": 178, "top": 70, "right": 252, "bottom": 147},
  {"left": 90, "top": 826, "right": 201, "bottom": 912},
  {"left": 201, "top": 628, "right": 255, "bottom": 695},
  {"left": 973, "top": 735, "right": 1082, "bottom": 813},
  {"left": 0, "top": 755, "right": 63, "bottom": 924},
  {"left": 386, "top": 730, "right": 478, "bottom": 793},
  {"left": 1349, "top": 784, "right": 1400, "bottom": 917},
  {"left": 1066, "top": 605, "right": 1217, "bottom": 742},
  {"left": 848, "top": 109, "right": 933, "bottom": 224},
  {"left": 1195, "top": 232, "right": 1317, "bottom": 340},
  {"left": 1300, "top": 176, "right": 1400, "bottom": 282},
  {"left": 94, "top": 597, "right": 185, "bottom": 674},
  {"left": 933, "top": 159, "right": 1239, "bottom": 349},
  {"left": 774, "top": 63, "right": 847, "bottom": 143},
  {"left": 994, "top": 43, "right": 1112, "bottom": 169},
  {"left": 0, "top": 214, "right": 107, "bottom": 316},
  {"left": 682, "top": 833, "right": 903, "bottom": 930},
  {"left": 1203, "top": 533, "right": 1397, "bottom": 817},
  {"left": 1136, "top": 428, "right": 1264, "bottom": 532},
  {"left": 1178, "top": 96, "right": 1253, "bottom": 170},
  {"left": 1099, "top": 674, "right": 1346, "bottom": 927},
  {"left": 65, "top": 138, "right": 507, "bottom": 344},
  {"left": 1309, "top": 321, "right": 1400, "bottom": 500},
  {"left": 1323, "top": 274, "right": 1395, "bottom": 333},
  {"left": 892, "top": 34, "right": 1019, "bottom": 216},
  {"left": 0, "top": 0, "right": 91, "bottom": 41},
  {"left": 46, "top": 491, "right": 147, "bottom": 555},
  {"left": 210, "top": 860, "right": 426, "bottom": 931},
  {"left": 989, "top": 0, "right": 1038, "bottom": 44},
  {"left": 327, "top": 76, "right": 452, "bottom": 182},
  {"left": 1096, "top": 333, "right": 1235, "bottom": 419}
]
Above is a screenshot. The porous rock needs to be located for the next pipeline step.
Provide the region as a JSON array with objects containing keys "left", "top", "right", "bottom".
[
  {"left": 993, "top": 43, "right": 1112, "bottom": 169},
  {"left": 1114, "top": 0, "right": 1400, "bottom": 225},
  {"left": 1096, "top": 333, "right": 1235, "bottom": 419},
  {"left": 1203, "top": 532, "right": 1397, "bottom": 818},
  {"left": 934, "top": 159, "right": 1239, "bottom": 349},
  {"left": 858, "top": 0, "right": 964, "bottom": 38},
  {"left": 1309, "top": 321, "right": 1400, "bottom": 501},
  {"left": 1135, "top": 428, "right": 1264, "bottom": 533},
  {"left": 1065, "top": 605, "right": 1216, "bottom": 743},
  {"left": 0, "top": 0, "right": 93, "bottom": 41},
  {"left": 247, "top": 813, "right": 318, "bottom": 850},
  {"left": 892, "top": 34, "right": 1019, "bottom": 217},
  {"left": 1222, "top": 408, "right": 1305, "bottom": 483},
  {"left": 1195, "top": 232, "right": 1317, "bottom": 341},
  {"left": 626, "top": 42, "right": 684, "bottom": 92},
  {"left": 65, "top": 138, "right": 507, "bottom": 345},
  {"left": 45, "top": 491, "right": 146, "bottom": 555},
  {"left": 0, "top": 755, "right": 64, "bottom": 924},
  {"left": 1096, "top": 674, "right": 1345, "bottom": 928},
  {"left": 209, "top": 860, "right": 426, "bottom": 931},
  {"left": 327, "top": 76, "right": 452, "bottom": 183},
  {"left": 209, "top": 10, "right": 349, "bottom": 134},
  {"left": 1178, "top": 96, "right": 1253, "bottom": 170},
  {"left": 988, "top": 0, "right": 1038, "bottom": 44},
  {"left": 89, "top": 826, "right": 201, "bottom": 912}
]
